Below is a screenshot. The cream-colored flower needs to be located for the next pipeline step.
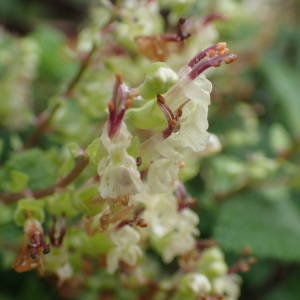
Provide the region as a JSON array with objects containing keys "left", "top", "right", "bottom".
[
  {"left": 212, "top": 274, "right": 242, "bottom": 300},
  {"left": 107, "top": 225, "right": 142, "bottom": 273},
  {"left": 98, "top": 123, "right": 143, "bottom": 198},
  {"left": 189, "top": 273, "right": 211, "bottom": 295},
  {"left": 146, "top": 158, "right": 179, "bottom": 193},
  {"left": 163, "top": 73, "right": 212, "bottom": 152}
]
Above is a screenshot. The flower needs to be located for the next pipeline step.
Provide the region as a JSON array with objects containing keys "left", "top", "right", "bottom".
[
  {"left": 146, "top": 158, "right": 179, "bottom": 193},
  {"left": 98, "top": 123, "right": 143, "bottom": 198},
  {"left": 107, "top": 225, "right": 142, "bottom": 273},
  {"left": 158, "top": 42, "right": 236, "bottom": 152},
  {"left": 212, "top": 274, "right": 242, "bottom": 300},
  {"left": 139, "top": 192, "right": 199, "bottom": 262},
  {"left": 188, "top": 273, "right": 211, "bottom": 295}
]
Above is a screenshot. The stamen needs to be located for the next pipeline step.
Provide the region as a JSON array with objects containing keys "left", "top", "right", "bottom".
[
  {"left": 125, "top": 99, "right": 132, "bottom": 109},
  {"left": 107, "top": 74, "right": 130, "bottom": 138},
  {"left": 202, "top": 13, "right": 226, "bottom": 26},
  {"left": 225, "top": 53, "right": 238, "bottom": 64},
  {"left": 208, "top": 49, "right": 216, "bottom": 58},
  {"left": 187, "top": 44, "right": 219, "bottom": 68},
  {"left": 228, "top": 256, "right": 257, "bottom": 274},
  {"left": 108, "top": 102, "right": 115, "bottom": 113},
  {"left": 49, "top": 216, "right": 67, "bottom": 247},
  {"left": 186, "top": 42, "right": 237, "bottom": 79},
  {"left": 219, "top": 47, "right": 230, "bottom": 56},
  {"left": 189, "top": 53, "right": 236, "bottom": 80},
  {"left": 158, "top": 96, "right": 190, "bottom": 138},
  {"left": 170, "top": 119, "right": 177, "bottom": 127},
  {"left": 179, "top": 161, "right": 185, "bottom": 168},
  {"left": 157, "top": 95, "right": 175, "bottom": 122},
  {"left": 216, "top": 42, "right": 227, "bottom": 51},
  {"left": 175, "top": 181, "right": 196, "bottom": 211}
]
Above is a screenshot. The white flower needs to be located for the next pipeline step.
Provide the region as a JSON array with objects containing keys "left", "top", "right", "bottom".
[
  {"left": 169, "top": 100, "right": 209, "bottom": 152},
  {"left": 189, "top": 273, "right": 211, "bottom": 295},
  {"left": 98, "top": 123, "right": 143, "bottom": 198},
  {"left": 200, "top": 133, "right": 222, "bottom": 156},
  {"left": 159, "top": 208, "right": 199, "bottom": 262},
  {"left": 100, "top": 122, "right": 132, "bottom": 151},
  {"left": 213, "top": 274, "right": 242, "bottom": 300},
  {"left": 140, "top": 192, "right": 199, "bottom": 262},
  {"left": 146, "top": 158, "right": 179, "bottom": 193},
  {"left": 107, "top": 225, "right": 142, "bottom": 273},
  {"left": 164, "top": 73, "right": 212, "bottom": 152},
  {"left": 56, "top": 263, "right": 73, "bottom": 284},
  {"left": 137, "top": 192, "right": 178, "bottom": 237}
]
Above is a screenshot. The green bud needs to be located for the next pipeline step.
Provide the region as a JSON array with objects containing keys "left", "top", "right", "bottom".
[
  {"left": 269, "top": 123, "right": 292, "bottom": 154},
  {"left": 66, "top": 228, "right": 112, "bottom": 256},
  {"left": 46, "top": 192, "right": 78, "bottom": 217},
  {"left": 247, "top": 153, "right": 278, "bottom": 181},
  {"left": 81, "top": 232, "right": 113, "bottom": 256},
  {"left": 201, "top": 247, "right": 224, "bottom": 262},
  {"left": 14, "top": 198, "right": 45, "bottom": 226},
  {"left": 139, "top": 62, "right": 178, "bottom": 99},
  {"left": 197, "top": 247, "right": 228, "bottom": 278},
  {"left": 73, "top": 185, "right": 105, "bottom": 216}
]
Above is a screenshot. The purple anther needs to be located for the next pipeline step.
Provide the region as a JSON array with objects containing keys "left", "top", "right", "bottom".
[
  {"left": 107, "top": 74, "right": 130, "bottom": 138},
  {"left": 189, "top": 53, "right": 233, "bottom": 80},
  {"left": 187, "top": 44, "right": 218, "bottom": 68}
]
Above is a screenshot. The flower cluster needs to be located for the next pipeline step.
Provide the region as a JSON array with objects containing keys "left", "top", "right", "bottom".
[
  {"left": 89, "top": 37, "right": 238, "bottom": 298},
  {"left": 6, "top": 1, "right": 248, "bottom": 299}
]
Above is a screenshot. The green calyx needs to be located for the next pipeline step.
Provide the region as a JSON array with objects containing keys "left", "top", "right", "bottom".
[{"left": 139, "top": 62, "right": 178, "bottom": 99}]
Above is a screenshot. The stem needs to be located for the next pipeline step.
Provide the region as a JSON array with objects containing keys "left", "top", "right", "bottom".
[
  {"left": 24, "top": 45, "right": 97, "bottom": 149},
  {"left": 0, "top": 150, "right": 89, "bottom": 204}
]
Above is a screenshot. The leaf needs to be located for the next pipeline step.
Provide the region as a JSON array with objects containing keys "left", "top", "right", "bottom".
[
  {"left": 261, "top": 58, "right": 300, "bottom": 136},
  {"left": 4, "top": 149, "right": 58, "bottom": 190},
  {"left": 9, "top": 170, "right": 28, "bottom": 192},
  {"left": 261, "top": 270, "right": 300, "bottom": 300},
  {"left": 213, "top": 188, "right": 300, "bottom": 262}
]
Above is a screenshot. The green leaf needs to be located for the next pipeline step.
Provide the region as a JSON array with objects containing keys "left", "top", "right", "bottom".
[
  {"left": 4, "top": 149, "right": 58, "bottom": 190},
  {"left": 214, "top": 189, "right": 300, "bottom": 262},
  {"left": 9, "top": 170, "right": 28, "bottom": 192},
  {"left": 261, "top": 58, "right": 300, "bottom": 136}
]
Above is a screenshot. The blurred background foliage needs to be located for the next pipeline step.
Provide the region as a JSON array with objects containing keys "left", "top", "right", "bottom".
[{"left": 0, "top": 0, "right": 300, "bottom": 299}]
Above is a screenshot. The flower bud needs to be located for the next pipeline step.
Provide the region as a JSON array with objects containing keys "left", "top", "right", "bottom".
[
  {"left": 14, "top": 198, "right": 44, "bottom": 226},
  {"left": 177, "top": 273, "right": 211, "bottom": 299},
  {"left": 139, "top": 63, "right": 178, "bottom": 99}
]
